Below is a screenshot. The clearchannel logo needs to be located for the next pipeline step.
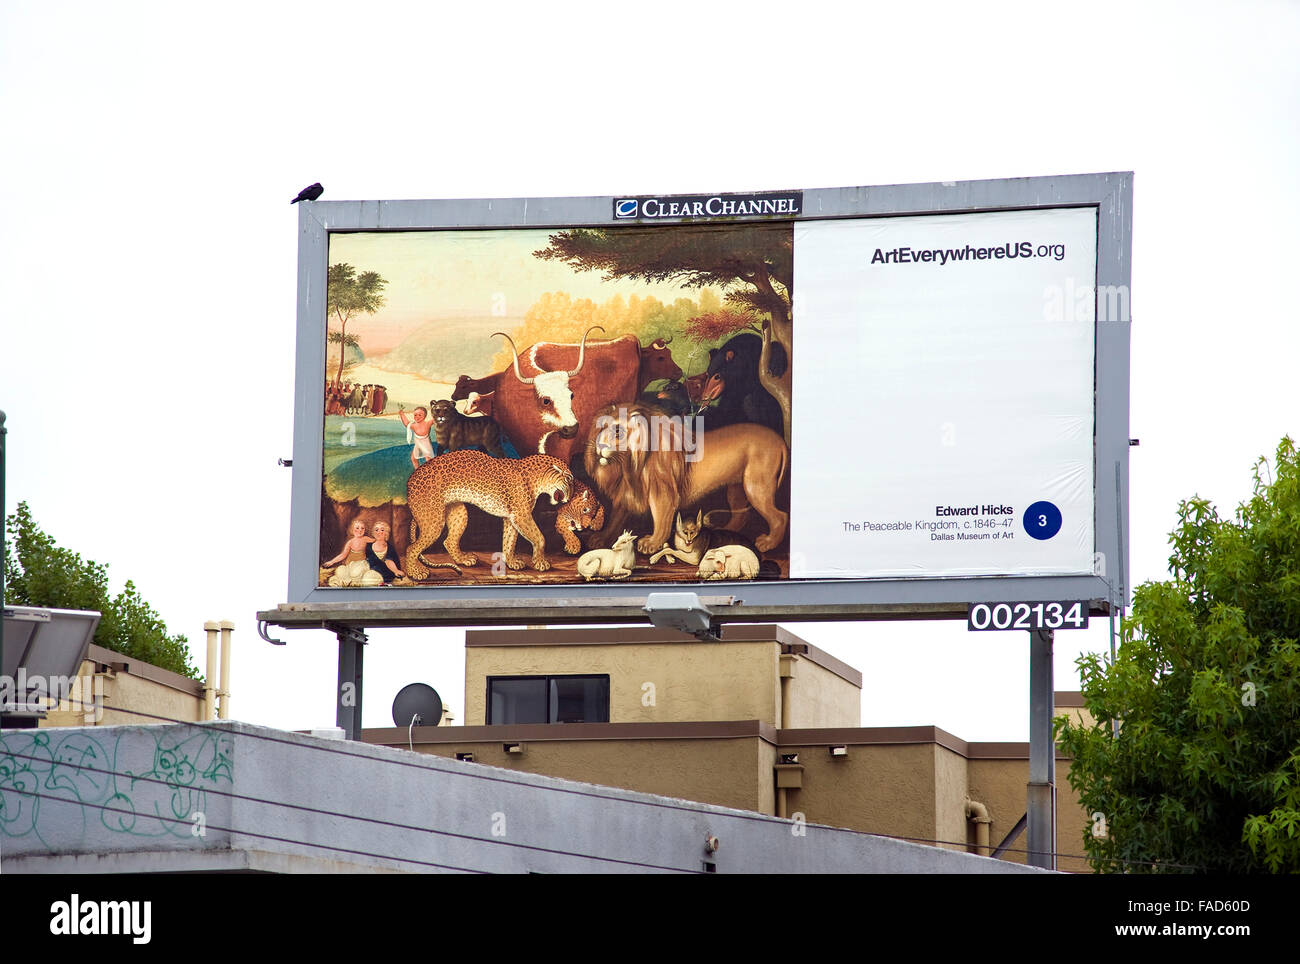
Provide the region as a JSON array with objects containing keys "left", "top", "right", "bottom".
[{"left": 612, "top": 191, "right": 802, "bottom": 221}]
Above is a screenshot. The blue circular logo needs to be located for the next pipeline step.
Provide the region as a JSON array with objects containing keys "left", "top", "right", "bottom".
[{"left": 1023, "top": 501, "right": 1062, "bottom": 540}]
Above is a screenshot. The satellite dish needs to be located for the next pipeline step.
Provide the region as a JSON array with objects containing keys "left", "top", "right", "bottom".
[{"left": 392, "top": 683, "right": 443, "bottom": 729}]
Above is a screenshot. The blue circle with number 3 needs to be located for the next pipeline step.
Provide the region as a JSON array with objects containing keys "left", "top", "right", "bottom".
[{"left": 1023, "top": 501, "right": 1062, "bottom": 540}]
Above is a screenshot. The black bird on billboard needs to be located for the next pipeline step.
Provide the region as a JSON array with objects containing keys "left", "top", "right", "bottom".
[{"left": 291, "top": 183, "right": 324, "bottom": 204}]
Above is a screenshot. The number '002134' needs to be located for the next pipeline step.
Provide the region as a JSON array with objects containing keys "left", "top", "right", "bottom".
[{"left": 968, "top": 601, "right": 1087, "bottom": 631}]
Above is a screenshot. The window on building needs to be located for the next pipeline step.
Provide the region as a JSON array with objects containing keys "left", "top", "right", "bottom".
[{"left": 487, "top": 675, "right": 610, "bottom": 724}]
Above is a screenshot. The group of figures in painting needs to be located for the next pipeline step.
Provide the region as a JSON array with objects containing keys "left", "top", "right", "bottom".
[
  {"left": 319, "top": 325, "right": 791, "bottom": 588},
  {"left": 325, "top": 381, "right": 388, "bottom": 417}
]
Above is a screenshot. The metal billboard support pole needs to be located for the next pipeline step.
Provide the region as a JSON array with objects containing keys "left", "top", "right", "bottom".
[
  {"left": 1027, "top": 627, "right": 1056, "bottom": 870},
  {"left": 1112, "top": 460, "right": 1127, "bottom": 740},
  {"left": 333, "top": 625, "right": 367, "bottom": 741}
]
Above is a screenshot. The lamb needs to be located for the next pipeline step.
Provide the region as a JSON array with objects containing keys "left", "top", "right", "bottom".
[
  {"left": 577, "top": 531, "right": 637, "bottom": 580},
  {"left": 697, "top": 545, "right": 760, "bottom": 581}
]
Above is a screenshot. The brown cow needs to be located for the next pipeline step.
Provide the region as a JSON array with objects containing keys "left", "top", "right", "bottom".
[
  {"left": 636, "top": 337, "right": 683, "bottom": 392},
  {"left": 463, "top": 391, "right": 495, "bottom": 418},
  {"left": 453, "top": 373, "right": 500, "bottom": 400},
  {"left": 451, "top": 332, "right": 684, "bottom": 464}
]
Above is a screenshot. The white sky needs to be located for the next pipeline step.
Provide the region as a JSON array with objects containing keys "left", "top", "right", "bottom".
[{"left": 1, "top": 1, "right": 1296, "bottom": 741}]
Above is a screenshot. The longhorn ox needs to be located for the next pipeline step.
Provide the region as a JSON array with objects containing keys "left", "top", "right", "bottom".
[
  {"left": 476, "top": 328, "right": 642, "bottom": 464},
  {"left": 492, "top": 325, "right": 612, "bottom": 458},
  {"left": 453, "top": 331, "right": 677, "bottom": 464}
]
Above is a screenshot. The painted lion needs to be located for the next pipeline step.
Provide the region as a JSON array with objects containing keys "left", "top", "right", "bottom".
[{"left": 583, "top": 401, "right": 788, "bottom": 555}]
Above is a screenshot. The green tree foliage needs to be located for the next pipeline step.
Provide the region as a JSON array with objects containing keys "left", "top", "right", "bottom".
[
  {"left": 4, "top": 503, "right": 200, "bottom": 680},
  {"left": 1056, "top": 437, "right": 1300, "bottom": 872},
  {"left": 327, "top": 262, "right": 387, "bottom": 387}
]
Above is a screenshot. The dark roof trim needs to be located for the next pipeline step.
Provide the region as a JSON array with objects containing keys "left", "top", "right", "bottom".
[
  {"left": 86, "top": 643, "right": 205, "bottom": 698},
  {"left": 363, "top": 718, "right": 780, "bottom": 746},
  {"left": 465, "top": 623, "right": 815, "bottom": 649},
  {"left": 779, "top": 725, "right": 969, "bottom": 756},
  {"left": 363, "top": 719, "right": 1071, "bottom": 761},
  {"left": 966, "top": 742, "right": 1071, "bottom": 761}
]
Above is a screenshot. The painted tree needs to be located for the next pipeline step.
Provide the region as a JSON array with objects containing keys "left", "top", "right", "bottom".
[
  {"left": 535, "top": 223, "right": 793, "bottom": 440},
  {"left": 1056, "top": 437, "right": 1300, "bottom": 872},
  {"left": 683, "top": 307, "right": 763, "bottom": 344},
  {"left": 327, "top": 263, "right": 387, "bottom": 387}
]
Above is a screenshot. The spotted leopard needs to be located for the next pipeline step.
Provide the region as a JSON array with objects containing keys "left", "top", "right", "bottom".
[{"left": 405, "top": 450, "right": 574, "bottom": 579}]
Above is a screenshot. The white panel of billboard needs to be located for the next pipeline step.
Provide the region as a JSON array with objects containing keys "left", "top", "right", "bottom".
[{"left": 790, "top": 207, "right": 1098, "bottom": 579}]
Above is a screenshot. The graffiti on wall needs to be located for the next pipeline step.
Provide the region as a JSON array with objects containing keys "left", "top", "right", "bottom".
[{"left": 0, "top": 726, "right": 233, "bottom": 851}]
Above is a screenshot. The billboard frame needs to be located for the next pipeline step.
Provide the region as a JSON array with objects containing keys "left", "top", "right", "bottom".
[{"left": 276, "top": 172, "right": 1131, "bottom": 625}]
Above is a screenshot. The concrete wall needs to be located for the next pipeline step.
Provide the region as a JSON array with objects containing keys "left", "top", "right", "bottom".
[
  {"left": 2, "top": 721, "right": 1045, "bottom": 874},
  {"left": 0, "top": 723, "right": 234, "bottom": 867},
  {"left": 369, "top": 721, "right": 1090, "bottom": 869}
]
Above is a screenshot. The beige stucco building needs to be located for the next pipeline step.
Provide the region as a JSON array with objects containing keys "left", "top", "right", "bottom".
[
  {"left": 364, "top": 625, "right": 1093, "bottom": 870},
  {"left": 36, "top": 643, "right": 207, "bottom": 728}
]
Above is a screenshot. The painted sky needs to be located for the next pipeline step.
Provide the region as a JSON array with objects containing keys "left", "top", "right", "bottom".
[{"left": 329, "top": 230, "right": 705, "bottom": 335}]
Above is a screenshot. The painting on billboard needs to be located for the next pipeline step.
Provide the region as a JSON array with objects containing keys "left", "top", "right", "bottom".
[{"left": 318, "top": 222, "right": 794, "bottom": 588}]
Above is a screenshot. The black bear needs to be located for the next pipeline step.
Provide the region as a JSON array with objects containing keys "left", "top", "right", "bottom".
[{"left": 698, "top": 332, "right": 787, "bottom": 434}]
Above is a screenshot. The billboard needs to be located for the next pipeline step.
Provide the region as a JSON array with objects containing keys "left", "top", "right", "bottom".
[{"left": 286, "top": 174, "right": 1131, "bottom": 620}]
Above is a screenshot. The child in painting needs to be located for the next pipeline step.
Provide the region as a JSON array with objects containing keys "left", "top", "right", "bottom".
[
  {"left": 365, "top": 521, "right": 404, "bottom": 583},
  {"left": 325, "top": 518, "right": 378, "bottom": 587},
  {"left": 399, "top": 406, "right": 435, "bottom": 468},
  {"left": 324, "top": 518, "right": 372, "bottom": 568}
]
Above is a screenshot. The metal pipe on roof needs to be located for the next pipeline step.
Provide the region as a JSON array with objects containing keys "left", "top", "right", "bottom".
[
  {"left": 204, "top": 621, "right": 220, "bottom": 720},
  {"left": 966, "top": 798, "right": 992, "bottom": 857},
  {"left": 218, "top": 620, "right": 234, "bottom": 720}
]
